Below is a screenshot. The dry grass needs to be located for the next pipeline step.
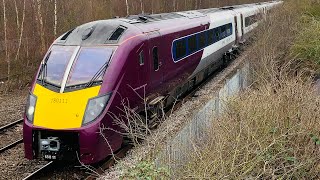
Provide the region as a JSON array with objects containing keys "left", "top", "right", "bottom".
[
  {"left": 175, "top": 0, "right": 320, "bottom": 179},
  {"left": 179, "top": 76, "right": 320, "bottom": 179}
]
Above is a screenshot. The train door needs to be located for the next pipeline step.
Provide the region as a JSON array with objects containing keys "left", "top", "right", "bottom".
[
  {"left": 135, "top": 43, "right": 149, "bottom": 94},
  {"left": 146, "top": 31, "right": 164, "bottom": 89},
  {"left": 234, "top": 16, "right": 239, "bottom": 43},
  {"left": 240, "top": 13, "right": 245, "bottom": 41}
]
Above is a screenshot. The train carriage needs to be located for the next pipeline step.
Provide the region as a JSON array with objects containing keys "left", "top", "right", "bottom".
[{"left": 24, "top": 1, "right": 282, "bottom": 164}]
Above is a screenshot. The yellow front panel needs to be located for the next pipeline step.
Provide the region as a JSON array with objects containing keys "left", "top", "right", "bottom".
[{"left": 33, "top": 84, "right": 101, "bottom": 129}]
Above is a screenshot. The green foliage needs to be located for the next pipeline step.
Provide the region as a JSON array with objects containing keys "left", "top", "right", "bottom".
[
  {"left": 121, "top": 161, "right": 169, "bottom": 180},
  {"left": 305, "top": 5, "right": 320, "bottom": 20},
  {"left": 291, "top": 19, "right": 320, "bottom": 64},
  {"left": 310, "top": 134, "right": 320, "bottom": 145},
  {"left": 291, "top": 5, "right": 320, "bottom": 65}
]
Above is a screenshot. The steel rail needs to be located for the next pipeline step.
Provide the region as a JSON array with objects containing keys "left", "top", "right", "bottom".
[
  {"left": 0, "top": 119, "right": 24, "bottom": 153},
  {"left": 0, "top": 118, "right": 23, "bottom": 132},
  {"left": 0, "top": 138, "right": 23, "bottom": 153},
  {"left": 22, "top": 161, "right": 54, "bottom": 180}
]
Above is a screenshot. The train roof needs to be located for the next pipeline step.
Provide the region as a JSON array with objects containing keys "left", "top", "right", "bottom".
[{"left": 52, "top": 1, "right": 281, "bottom": 47}]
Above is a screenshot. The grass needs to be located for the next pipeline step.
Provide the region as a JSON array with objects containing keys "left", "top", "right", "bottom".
[
  {"left": 292, "top": 17, "right": 320, "bottom": 65},
  {"left": 178, "top": 77, "right": 320, "bottom": 179}
]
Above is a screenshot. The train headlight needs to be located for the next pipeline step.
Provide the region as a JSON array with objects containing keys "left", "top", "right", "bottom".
[
  {"left": 26, "top": 93, "right": 37, "bottom": 123},
  {"left": 82, "top": 94, "right": 111, "bottom": 126}
]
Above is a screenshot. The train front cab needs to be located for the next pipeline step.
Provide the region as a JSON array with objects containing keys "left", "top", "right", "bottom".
[{"left": 23, "top": 45, "right": 122, "bottom": 164}]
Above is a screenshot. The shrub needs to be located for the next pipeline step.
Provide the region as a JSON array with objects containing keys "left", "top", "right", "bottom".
[{"left": 178, "top": 76, "right": 320, "bottom": 179}]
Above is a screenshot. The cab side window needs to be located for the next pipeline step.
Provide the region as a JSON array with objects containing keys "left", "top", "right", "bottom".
[
  {"left": 153, "top": 47, "right": 159, "bottom": 71},
  {"left": 139, "top": 50, "right": 144, "bottom": 66}
]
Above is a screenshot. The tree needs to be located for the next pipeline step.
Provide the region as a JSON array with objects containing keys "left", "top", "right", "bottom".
[{"left": 2, "top": 0, "right": 9, "bottom": 81}]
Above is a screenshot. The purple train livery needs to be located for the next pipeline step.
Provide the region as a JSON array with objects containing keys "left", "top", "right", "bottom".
[{"left": 23, "top": 1, "right": 282, "bottom": 164}]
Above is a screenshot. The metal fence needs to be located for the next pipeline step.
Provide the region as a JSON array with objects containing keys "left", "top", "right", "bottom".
[{"left": 155, "top": 63, "right": 251, "bottom": 174}]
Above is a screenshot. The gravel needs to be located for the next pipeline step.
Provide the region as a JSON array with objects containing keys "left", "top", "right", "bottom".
[
  {"left": 101, "top": 55, "right": 248, "bottom": 179},
  {"left": 0, "top": 90, "right": 28, "bottom": 127},
  {"left": 0, "top": 144, "right": 48, "bottom": 180},
  {"left": 0, "top": 90, "right": 48, "bottom": 180},
  {"left": 0, "top": 124, "right": 23, "bottom": 149}
]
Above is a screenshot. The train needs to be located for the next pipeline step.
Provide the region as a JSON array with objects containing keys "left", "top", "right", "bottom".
[{"left": 23, "top": 1, "right": 283, "bottom": 164}]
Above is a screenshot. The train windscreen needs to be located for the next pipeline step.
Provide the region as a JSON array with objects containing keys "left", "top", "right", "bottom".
[
  {"left": 66, "top": 47, "right": 113, "bottom": 87},
  {"left": 38, "top": 46, "right": 77, "bottom": 87}
]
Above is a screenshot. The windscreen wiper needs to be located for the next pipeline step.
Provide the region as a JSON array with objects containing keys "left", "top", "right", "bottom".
[
  {"left": 38, "top": 52, "right": 51, "bottom": 86},
  {"left": 85, "top": 62, "right": 109, "bottom": 88}
]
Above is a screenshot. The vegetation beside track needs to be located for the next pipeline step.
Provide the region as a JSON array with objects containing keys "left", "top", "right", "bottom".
[{"left": 175, "top": 0, "right": 320, "bottom": 179}]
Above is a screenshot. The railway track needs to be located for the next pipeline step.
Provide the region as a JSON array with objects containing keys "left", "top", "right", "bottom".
[
  {"left": 22, "top": 161, "right": 54, "bottom": 180},
  {"left": 20, "top": 144, "right": 133, "bottom": 180},
  {"left": 0, "top": 118, "right": 24, "bottom": 153}
]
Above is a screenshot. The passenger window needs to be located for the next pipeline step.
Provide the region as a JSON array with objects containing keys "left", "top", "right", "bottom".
[
  {"left": 153, "top": 47, "right": 159, "bottom": 71},
  {"left": 188, "top": 35, "right": 197, "bottom": 53},
  {"left": 214, "top": 28, "right": 220, "bottom": 42},
  {"left": 221, "top": 25, "right": 226, "bottom": 38},
  {"left": 208, "top": 29, "right": 214, "bottom": 45},
  {"left": 198, "top": 32, "right": 207, "bottom": 49},
  {"left": 225, "top": 25, "right": 229, "bottom": 36},
  {"left": 139, "top": 50, "right": 144, "bottom": 66},
  {"left": 175, "top": 39, "right": 187, "bottom": 60},
  {"left": 226, "top": 24, "right": 232, "bottom": 36}
]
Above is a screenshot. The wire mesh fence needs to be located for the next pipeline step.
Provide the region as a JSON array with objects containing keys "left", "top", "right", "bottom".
[{"left": 155, "top": 62, "right": 251, "bottom": 174}]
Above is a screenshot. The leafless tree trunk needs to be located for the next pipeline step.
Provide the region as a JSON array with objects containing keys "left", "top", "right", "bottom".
[
  {"left": 151, "top": 0, "right": 154, "bottom": 14},
  {"left": 15, "top": 0, "right": 26, "bottom": 62},
  {"left": 54, "top": 0, "right": 57, "bottom": 38},
  {"left": 125, "top": 0, "right": 129, "bottom": 16},
  {"left": 2, "top": 0, "right": 10, "bottom": 80},
  {"left": 139, "top": 0, "right": 144, "bottom": 14},
  {"left": 36, "top": 0, "right": 46, "bottom": 53},
  {"left": 13, "top": 0, "right": 20, "bottom": 32}
]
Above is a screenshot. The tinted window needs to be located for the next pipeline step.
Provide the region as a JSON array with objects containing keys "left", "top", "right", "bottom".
[
  {"left": 61, "top": 29, "right": 74, "bottom": 41},
  {"left": 67, "top": 48, "right": 113, "bottom": 87},
  {"left": 198, "top": 32, "right": 207, "bottom": 49},
  {"left": 139, "top": 51, "right": 144, "bottom": 65},
  {"left": 245, "top": 17, "right": 251, "bottom": 27},
  {"left": 221, "top": 25, "right": 227, "bottom": 38},
  {"left": 188, "top": 35, "right": 197, "bottom": 53},
  {"left": 214, "top": 28, "right": 220, "bottom": 42},
  {"left": 208, "top": 29, "right": 214, "bottom": 45},
  {"left": 109, "top": 27, "right": 126, "bottom": 41},
  {"left": 153, "top": 47, "right": 159, "bottom": 71},
  {"left": 38, "top": 46, "right": 76, "bottom": 87},
  {"left": 245, "top": 14, "right": 260, "bottom": 27},
  {"left": 226, "top": 24, "right": 232, "bottom": 36},
  {"left": 175, "top": 39, "right": 187, "bottom": 60}
]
